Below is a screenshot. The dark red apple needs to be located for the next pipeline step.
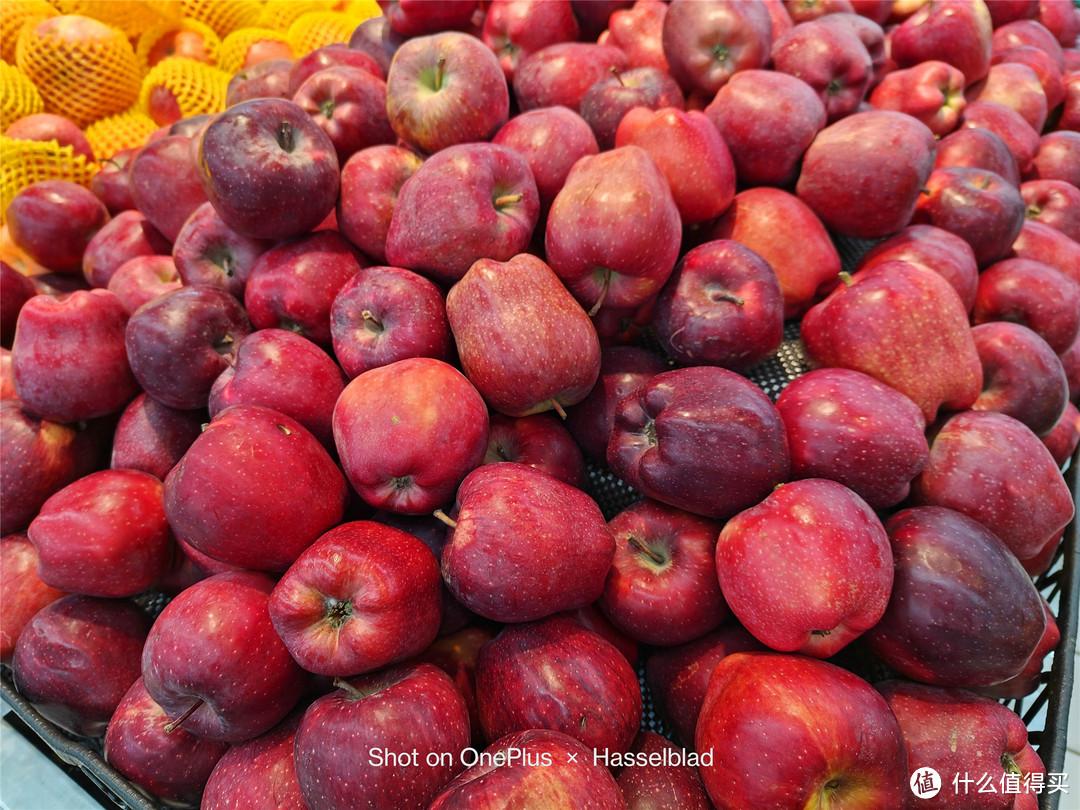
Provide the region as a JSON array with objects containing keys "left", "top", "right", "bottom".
[
  {"left": 600, "top": 0, "right": 670, "bottom": 72},
  {"left": 0, "top": 262, "right": 37, "bottom": 347},
  {"left": 171, "top": 201, "right": 273, "bottom": 299},
  {"left": 771, "top": 19, "right": 873, "bottom": 122},
  {"left": 5, "top": 179, "right": 110, "bottom": 275},
  {"left": 868, "top": 59, "right": 967, "bottom": 136},
  {"left": 412, "top": 625, "right": 493, "bottom": 744},
  {"left": 292, "top": 65, "right": 395, "bottom": 164},
  {"left": 1026, "top": 130, "right": 1080, "bottom": 186},
  {"left": 959, "top": 99, "right": 1041, "bottom": 175},
  {"left": 288, "top": 43, "right": 384, "bottom": 94},
  {"left": 1009, "top": 219, "right": 1080, "bottom": 286},
  {"left": 933, "top": 125, "right": 1022, "bottom": 188},
  {"left": 481, "top": 0, "right": 580, "bottom": 80},
  {"left": 1042, "top": 401, "right": 1080, "bottom": 467},
  {"left": 483, "top": 412, "right": 587, "bottom": 489},
  {"left": 379, "top": 0, "right": 478, "bottom": 37},
  {"left": 201, "top": 711, "right": 306, "bottom": 810},
  {"left": 967, "top": 61, "right": 1049, "bottom": 133},
  {"left": 579, "top": 65, "right": 684, "bottom": 150},
  {"left": 225, "top": 58, "right": 294, "bottom": 107},
  {"left": 616, "top": 731, "right": 713, "bottom": 809},
  {"left": 129, "top": 135, "right": 209, "bottom": 242},
  {"left": 90, "top": 147, "right": 138, "bottom": 215},
  {"left": 1021, "top": 179, "right": 1080, "bottom": 243},
  {"left": 81, "top": 209, "right": 171, "bottom": 289},
  {"left": 0, "top": 533, "right": 66, "bottom": 664},
  {"left": 109, "top": 392, "right": 205, "bottom": 481},
  {"left": 890, "top": 0, "right": 994, "bottom": 84},
  {"left": 512, "top": 42, "right": 629, "bottom": 113},
  {"left": 336, "top": 144, "right": 423, "bottom": 264},
  {"left": 4, "top": 112, "right": 94, "bottom": 161},
  {"left": 973, "top": 594, "right": 1061, "bottom": 700},
  {"left": 106, "top": 255, "right": 182, "bottom": 315}
]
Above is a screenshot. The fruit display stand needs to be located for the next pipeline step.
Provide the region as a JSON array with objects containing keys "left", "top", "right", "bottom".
[{"left": 2, "top": 313, "right": 1078, "bottom": 809}]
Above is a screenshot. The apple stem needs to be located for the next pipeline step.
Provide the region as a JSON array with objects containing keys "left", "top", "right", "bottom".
[
  {"left": 626, "top": 533, "right": 665, "bottom": 565},
  {"left": 361, "top": 309, "right": 384, "bottom": 332},
  {"left": 711, "top": 290, "right": 744, "bottom": 306},
  {"left": 433, "top": 509, "right": 458, "bottom": 529},
  {"left": 550, "top": 399, "right": 567, "bottom": 420},
  {"left": 333, "top": 677, "right": 365, "bottom": 701},
  {"left": 1025, "top": 204, "right": 1041, "bottom": 220},
  {"left": 919, "top": 186, "right": 931, "bottom": 195},
  {"left": 587, "top": 268, "right": 611, "bottom": 317},
  {"left": 163, "top": 698, "right": 204, "bottom": 733},
  {"left": 838, "top": 271, "right": 854, "bottom": 287},
  {"left": 278, "top": 121, "right": 295, "bottom": 153},
  {"left": 493, "top": 192, "right": 523, "bottom": 208},
  {"left": 609, "top": 65, "right": 624, "bottom": 86},
  {"left": 435, "top": 55, "right": 446, "bottom": 91},
  {"left": 811, "top": 629, "right": 831, "bottom": 636},
  {"left": 1001, "top": 753, "right": 1021, "bottom": 775}
]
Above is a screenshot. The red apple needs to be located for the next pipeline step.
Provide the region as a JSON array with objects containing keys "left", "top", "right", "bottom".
[
  {"left": 293, "top": 663, "right": 471, "bottom": 810},
  {"left": 106, "top": 255, "right": 182, "bottom": 316},
  {"left": 579, "top": 65, "right": 685, "bottom": 150},
  {"left": 142, "top": 570, "right": 306, "bottom": 741},
  {"left": 959, "top": 99, "right": 1041, "bottom": 175},
  {"left": 225, "top": 58, "right": 294, "bottom": 107},
  {"left": 288, "top": 44, "right": 384, "bottom": 95},
  {"left": 171, "top": 201, "right": 273, "bottom": 299},
  {"left": 109, "top": 392, "right": 205, "bottom": 481},
  {"left": 379, "top": 0, "right": 478, "bottom": 37},
  {"left": 1009, "top": 219, "right": 1080, "bottom": 285},
  {"left": 868, "top": 59, "right": 967, "bottom": 136},
  {"left": 1021, "top": 179, "right": 1080, "bottom": 243},
  {"left": 992, "top": 44, "right": 1065, "bottom": 110},
  {"left": 1, "top": 262, "right": 37, "bottom": 347},
  {"left": 0, "top": 533, "right": 66, "bottom": 664},
  {"left": 336, "top": 144, "right": 423, "bottom": 264},
  {"left": 90, "top": 147, "right": 138, "bottom": 215},
  {"left": 411, "top": 625, "right": 493, "bottom": 744},
  {"left": 974, "top": 594, "right": 1061, "bottom": 699},
  {"left": 696, "top": 652, "right": 908, "bottom": 810},
  {"left": 4, "top": 113, "right": 94, "bottom": 162},
  {"left": 1042, "top": 401, "right": 1080, "bottom": 466},
  {"left": 481, "top": 0, "right": 580, "bottom": 80},
  {"left": 483, "top": 412, "right": 586, "bottom": 489},
  {"left": 293, "top": 65, "right": 395, "bottom": 164},
  {"left": 601, "top": 0, "right": 670, "bottom": 72},
  {"left": 771, "top": 19, "right": 874, "bottom": 122},
  {"left": 1026, "top": 130, "right": 1080, "bottom": 186},
  {"left": 81, "top": 209, "right": 171, "bottom": 289},
  {"left": 599, "top": 499, "right": 727, "bottom": 646},
  {"left": 6, "top": 180, "right": 110, "bottom": 275},
  {"left": 933, "top": 125, "right": 1022, "bottom": 188},
  {"left": 890, "top": 0, "right": 994, "bottom": 84},
  {"left": 201, "top": 711, "right": 306, "bottom": 810},
  {"left": 992, "top": 18, "right": 1066, "bottom": 70},
  {"left": 333, "top": 357, "right": 489, "bottom": 514},
  {"left": 440, "top": 462, "right": 616, "bottom": 623},
  {"left": 967, "top": 61, "right": 1049, "bottom": 133},
  {"left": 616, "top": 731, "right": 713, "bottom": 809},
  {"left": 513, "top": 42, "right": 629, "bottom": 113},
  {"left": 129, "top": 135, "right": 209, "bottom": 243}
]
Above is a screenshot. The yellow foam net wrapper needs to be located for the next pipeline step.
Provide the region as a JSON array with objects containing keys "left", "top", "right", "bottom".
[
  {"left": 0, "top": 60, "right": 45, "bottom": 130},
  {"left": 217, "top": 26, "right": 293, "bottom": 75},
  {"left": 1, "top": 135, "right": 98, "bottom": 223},
  {"left": 180, "top": 0, "right": 263, "bottom": 38},
  {"left": 84, "top": 105, "right": 159, "bottom": 162},
  {"left": 16, "top": 15, "right": 142, "bottom": 128},
  {"left": 287, "top": 11, "right": 366, "bottom": 54},
  {"left": 0, "top": 1, "right": 58, "bottom": 65},
  {"left": 136, "top": 16, "right": 221, "bottom": 71},
  {"left": 257, "top": 0, "right": 336, "bottom": 33},
  {"left": 139, "top": 56, "right": 230, "bottom": 126},
  {"left": 52, "top": 0, "right": 170, "bottom": 39}
]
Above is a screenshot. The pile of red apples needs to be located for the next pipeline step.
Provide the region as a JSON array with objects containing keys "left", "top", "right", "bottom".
[{"left": 2, "top": 0, "right": 1080, "bottom": 808}]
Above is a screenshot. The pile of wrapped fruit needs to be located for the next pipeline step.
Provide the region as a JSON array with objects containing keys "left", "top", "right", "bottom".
[{"left": 2, "top": 0, "right": 1079, "bottom": 808}]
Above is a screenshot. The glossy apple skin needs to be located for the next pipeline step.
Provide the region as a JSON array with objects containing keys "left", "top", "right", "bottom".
[
  {"left": 446, "top": 253, "right": 601, "bottom": 417},
  {"left": 90, "top": 147, "right": 138, "bottom": 215},
  {"left": 866, "top": 505, "right": 1046, "bottom": 687},
  {"left": 705, "top": 69, "right": 826, "bottom": 189},
  {"left": 209, "top": 328, "right": 345, "bottom": 449},
  {"left": 614, "top": 106, "right": 735, "bottom": 225},
  {"left": 165, "top": 405, "right": 348, "bottom": 571},
  {"left": 129, "top": 135, "right": 209, "bottom": 243},
  {"left": 142, "top": 570, "right": 306, "bottom": 742},
  {"left": 1, "top": 262, "right": 36, "bottom": 347},
  {"left": 12, "top": 289, "right": 139, "bottom": 423},
  {"left": 890, "top": 0, "right": 993, "bottom": 84},
  {"left": 348, "top": 16, "right": 406, "bottom": 75},
  {"left": 385, "top": 143, "right": 540, "bottom": 286},
  {"left": 645, "top": 622, "right": 767, "bottom": 747},
  {"left": 106, "top": 255, "right": 182, "bottom": 316},
  {"left": 110, "top": 393, "right": 205, "bottom": 481},
  {"left": 776, "top": 368, "right": 929, "bottom": 509},
  {"left": 5, "top": 113, "right": 94, "bottom": 161},
  {"left": 385, "top": 31, "right": 508, "bottom": 155},
  {"left": 476, "top": 615, "right": 642, "bottom": 753},
  {"left": 512, "top": 42, "right": 629, "bottom": 113},
  {"left": 992, "top": 18, "right": 1066, "bottom": 70},
  {"left": 125, "top": 286, "right": 252, "bottom": 410},
  {"left": 484, "top": 412, "right": 586, "bottom": 489},
  {"left": 1010, "top": 220, "right": 1080, "bottom": 286},
  {"left": 0, "top": 401, "right": 100, "bottom": 535},
  {"left": 334, "top": 357, "right": 489, "bottom": 514},
  {"left": 288, "top": 44, "right": 384, "bottom": 94},
  {"left": 82, "top": 210, "right": 171, "bottom": 289},
  {"left": 546, "top": 146, "right": 681, "bottom": 314},
  {"left": 993, "top": 44, "right": 1065, "bottom": 110},
  {"left": 579, "top": 66, "right": 684, "bottom": 150},
  {"left": 441, "top": 463, "right": 616, "bottom": 623},
  {"left": 868, "top": 59, "right": 967, "bottom": 137},
  {"left": 801, "top": 260, "right": 983, "bottom": 424},
  {"left": 171, "top": 201, "right": 273, "bottom": 299},
  {"left": 197, "top": 98, "right": 340, "bottom": 241},
  {"left": 967, "top": 61, "right": 1049, "bottom": 133},
  {"left": 933, "top": 126, "right": 1022, "bottom": 188},
  {"left": 600, "top": 0, "right": 670, "bottom": 72},
  {"left": 482, "top": 0, "right": 580, "bottom": 80},
  {"left": 564, "top": 345, "right": 670, "bottom": 462},
  {"left": 379, "top": 0, "right": 478, "bottom": 37},
  {"left": 6, "top": 180, "right": 110, "bottom": 275},
  {"left": 616, "top": 731, "right": 713, "bottom": 809},
  {"left": 412, "top": 625, "right": 493, "bottom": 745},
  {"left": 661, "top": 0, "right": 774, "bottom": 98},
  {"left": 1021, "top": 179, "right": 1080, "bottom": 244},
  {"left": 599, "top": 499, "right": 726, "bottom": 646},
  {"left": 293, "top": 65, "right": 395, "bottom": 165},
  {"left": 12, "top": 594, "right": 150, "bottom": 737},
  {"left": 201, "top": 711, "right": 306, "bottom": 810},
  {"left": 608, "top": 366, "right": 790, "bottom": 521},
  {"left": 0, "top": 534, "right": 66, "bottom": 664},
  {"left": 270, "top": 520, "right": 441, "bottom": 676},
  {"left": 225, "top": 58, "right": 294, "bottom": 107},
  {"left": 104, "top": 677, "right": 230, "bottom": 807},
  {"left": 974, "top": 595, "right": 1061, "bottom": 700},
  {"left": 971, "top": 321, "right": 1068, "bottom": 437},
  {"left": 959, "top": 99, "right": 1041, "bottom": 175},
  {"left": 1026, "top": 131, "right": 1080, "bottom": 187},
  {"left": 911, "top": 410, "right": 1074, "bottom": 573},
  {"left": 337, "top": 145, "right": 423, "bottom": 264},
  {"left": 855, "top": 224, "right": 978, "bottom": 312},
  {"left": 696, "top": 652, "right": 907, "bottom": 810},
  {"left": 772, "top": 20, "right": 873, "bottom": 123},
  {"left": 330, "top": 265, "right": 451, "bottom": 380},
  {"left": 706, "top": 187, "right": 841, "bottom": 319},
  {"left": 913, "top": 166, "right": 1026, "bottom": 268},
  {"left": 294, "top": 663, "right": 471, "bottom": 810},
  {"left": 563, "top": 603, "right": 640, "bottom": 667},
  {"left": 652, "top": 238, "right": 784, "bottom": 374},
  {"left": 796, "top": 110, "right": 937, "bottom": 239},
  {"left": 429, "top": 728, "right": 626, "bottom": 809},
  {"left": 877, "top": 681, "right": 1045, "bottom": 810},
  {"left": 1042, "top": 401, "right": 1080, "bottom": 467},
  {"left": 717, "top": 479, "right": 892, "bottom": 657},
  {"left": 28, "top": 469, "right": 173, "bottom": 598}
]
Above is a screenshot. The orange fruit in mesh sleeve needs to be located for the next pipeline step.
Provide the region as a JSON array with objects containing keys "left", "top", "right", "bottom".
[
  {"left": 0, "top": 136, "right": 98, "bottom": 225},
  {"left": 15, "top": 15, "right": 142, "bottom": 128},
  {"left": 137, "top": 17, "right": 221, "bottom": 70},
  {"left": 0, "top": 1, "right": 58, "bottom": 65},
  {"left": 288, "top": 11, "right": 367, "bottom": 55},
  {"left": 217, "top": 27, "right": 294, "bottom": 75},
  {"left": 52, "top": 0, "right": 169, "bottom": 39},
  {"left": 140, "top": 57, "right": 230, "bottom": 127},
  {"left": 84, "top": 106, "right": 159, "bottom": 162},
  {"left": 257, "top": 0, "right": 336, "bottom": 32},
  {"left": 0, "top": 60, "right": 45, "bottom": 130},
  {"left": 181, "top": 0, "right": 262, "bottom": 38}
]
